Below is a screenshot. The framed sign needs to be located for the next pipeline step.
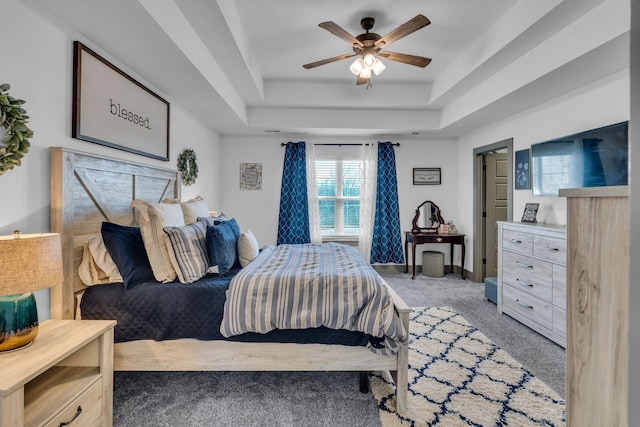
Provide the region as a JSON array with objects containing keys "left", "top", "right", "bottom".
[
  {"left": 72, "top": 41, "right": 170, "bottom": 161},
  {"left": 413, "top": 168, "right": 441, "bottom": 185},
  {"left": 240, "top": 163, "right": 262, "bottom": 190}
]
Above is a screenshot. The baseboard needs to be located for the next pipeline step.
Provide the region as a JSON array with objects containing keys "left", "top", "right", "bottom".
[{"left": 372, "top": 264, "right": 479, "bottom": 283}]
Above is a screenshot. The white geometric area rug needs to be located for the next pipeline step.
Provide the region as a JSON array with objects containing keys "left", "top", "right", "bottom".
[{"left": 370, "top": 307, "right": 566, "bottom": 426}]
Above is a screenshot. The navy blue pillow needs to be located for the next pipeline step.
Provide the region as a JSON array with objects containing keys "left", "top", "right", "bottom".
[
  {"left": 206, "top": 220, "right": 240, "bottom": 276},
  {"left": 101, "top": 222, "right": 155, "bottom": 289}
]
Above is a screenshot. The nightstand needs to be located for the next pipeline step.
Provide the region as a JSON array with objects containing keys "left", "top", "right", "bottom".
[{"left": 0, "top": 320, "right": 116, "bottom": 427}]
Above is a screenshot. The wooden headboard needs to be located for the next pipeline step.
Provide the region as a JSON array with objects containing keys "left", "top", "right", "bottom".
[{"left": 49, "top": 147, "right": 180, "bottom": 319}]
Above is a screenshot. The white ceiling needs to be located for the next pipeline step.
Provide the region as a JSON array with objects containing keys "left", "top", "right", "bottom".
[{"left": 31, "top": 0, "right": 629, "bottom": 138}]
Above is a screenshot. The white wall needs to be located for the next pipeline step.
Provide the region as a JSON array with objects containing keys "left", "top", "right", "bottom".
[
  {"left": 220, "top": 135, "right": 461, "bottom": 266},
  {"left": 0, "top": 1, "right": 221, "bottom": 319},
  {"left": 456, "top": 70, "right": 630, "bottom": 275}
]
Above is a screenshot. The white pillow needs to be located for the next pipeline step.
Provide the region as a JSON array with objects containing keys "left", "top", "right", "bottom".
[
  {"left": 131, "top": 200, "right": 185, "bottom": 282},
  {"left": 162, "top": 196, "right": 211, "bottom": 224},
  {"left": 237, "top": 230, "right": 260, "bottom": 267},
  {"left": 179, "top": 196, "right": 210, "bottom": 224}
]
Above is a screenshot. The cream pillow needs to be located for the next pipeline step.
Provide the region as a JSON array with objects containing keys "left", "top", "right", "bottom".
[
  {"left": 131, "top": 199, "right": 185, "bottom": 282},
  {"left": 78, "top": 237, "right": 123, "bottom": 286},
  {"left": 87, "top": 235, "right": 122, "bottom": 281},
  {"left": 237, "top": 230, "right": 260, "bottom": 267}
]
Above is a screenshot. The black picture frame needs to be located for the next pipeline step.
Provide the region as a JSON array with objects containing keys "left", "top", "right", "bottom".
[
  {"left": 413, "top": 168, "right": 441, "bottom": 185},
  {"left": 515, "top": 148, "right": 531, "bottom": 190},
  {"left": 72, "top": 41, "right": 170, "bottom": 161},
  {"left": 521, "top": 203, "right": 540, "bottom": 223}
]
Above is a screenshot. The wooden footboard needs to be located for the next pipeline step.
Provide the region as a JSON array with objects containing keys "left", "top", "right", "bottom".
[{"left": 49, "top": 147, "right": 410, "bottom": 414}]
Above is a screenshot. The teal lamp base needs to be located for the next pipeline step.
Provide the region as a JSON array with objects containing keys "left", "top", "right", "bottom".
[{"left": 0, "top": 292, "right": 39, "bottom": 352}]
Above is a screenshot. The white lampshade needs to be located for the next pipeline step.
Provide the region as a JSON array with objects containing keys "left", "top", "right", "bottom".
[
  {"left": 372, "top": 58, "right": 386, "bottom": 76},
  {"left": 0, "top": 232, "right": 64, "bottom": 296},
  {"left": 359, "top": 68, "right": 371, "bottom": 79},
  {"left": 349, "top": 57, "right": 364, "bottom": 76},
  {"left": 363, "top": 53, "right": 376, "bottom": 69}
]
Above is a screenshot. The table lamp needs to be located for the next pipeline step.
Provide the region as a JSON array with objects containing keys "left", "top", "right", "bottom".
[{"left": 0, "top": 231, "right": 63, "bottom": 351}]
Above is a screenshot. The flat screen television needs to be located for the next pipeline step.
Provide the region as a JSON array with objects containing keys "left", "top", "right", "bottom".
[{"left": 531, "top": 121, "right": 628, "bottom": 196}]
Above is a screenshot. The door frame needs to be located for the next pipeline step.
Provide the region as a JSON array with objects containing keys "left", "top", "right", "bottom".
[{"left": 472, "top": 139, "right": 513, "bottom": 283}]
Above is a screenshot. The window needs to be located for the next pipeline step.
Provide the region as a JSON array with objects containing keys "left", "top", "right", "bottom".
[{"left": 316, "top": 160, "right": 362, "bottom": 237}]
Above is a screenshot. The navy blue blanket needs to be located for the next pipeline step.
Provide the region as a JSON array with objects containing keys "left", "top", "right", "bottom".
[{"left": 80, "top": 269, "right": 373, "bottom": 347}]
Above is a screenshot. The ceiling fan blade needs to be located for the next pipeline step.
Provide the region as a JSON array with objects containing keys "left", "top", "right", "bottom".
[
  {"left": 378, "top": 51, "right": 432, "bottom": 68},
  {"left": 319, "top": 21, "right": 364, "bottom": 48},
  {"left": 374, "top": 14, "right": 431, "bottom": 48},
  {"left": 303, "top": 53, "right": 358, "bottom": 69},
  {"left": 356, "top": 75, "right": 368, "bottom": 85}
]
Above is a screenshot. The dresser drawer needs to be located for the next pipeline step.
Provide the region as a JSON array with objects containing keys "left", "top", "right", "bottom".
[
  {"left": 43, "top": 378, "right": 102, "bottom": 427},
  {"left": 553, "top": 264, "right": 567, "bottom": 309},
  {"left": 503, "top": 284, "right": 553, "bottom": 330},
  {"left": 502, "top": 229, "right": 533, "bottom": 254},
  {"left": 502, "top": 251, "right": 552, "bottom": 302},
  {"left": 533, "top": 235, "right": 567, "bottom": 264}
]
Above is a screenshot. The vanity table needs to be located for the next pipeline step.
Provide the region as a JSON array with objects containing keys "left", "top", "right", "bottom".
[
  {"left": 403, "top": 200, "right": 466, "bottom": 279},
  {"left": 404, "top": 231, "right": 466, "bottom": 279}
]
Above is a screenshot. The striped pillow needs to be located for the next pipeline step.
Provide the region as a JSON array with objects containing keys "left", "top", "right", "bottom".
[{"left": 164, "top": 221, "right": 209, "bottom": 284}]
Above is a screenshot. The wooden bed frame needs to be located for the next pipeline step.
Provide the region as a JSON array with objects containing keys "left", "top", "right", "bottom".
[{"left": 49, "top": 146, "right": 410, "bottom": 414}]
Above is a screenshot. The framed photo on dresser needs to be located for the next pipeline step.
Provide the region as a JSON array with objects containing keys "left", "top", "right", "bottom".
[{"left": 521, "top": 203, "right": 539, "bottom": 223}]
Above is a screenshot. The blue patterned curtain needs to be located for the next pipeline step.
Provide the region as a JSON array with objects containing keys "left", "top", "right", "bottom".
[
  {"left": 370, "top": 142, "right": 404, "bottom": 263},
  {"left": 277, "top": 142, "right": 311, "bottom": 244}
]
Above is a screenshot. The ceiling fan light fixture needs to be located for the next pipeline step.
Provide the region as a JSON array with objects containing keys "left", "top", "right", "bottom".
[
  {"left": 349, "top": 57, "right": 364, "bottom": 75},
  {"left": 372, "top": 58, "right": 386, "bottom": 76},
  {"left": 359, "top": 68, "right": 371, "bottom": 79}
]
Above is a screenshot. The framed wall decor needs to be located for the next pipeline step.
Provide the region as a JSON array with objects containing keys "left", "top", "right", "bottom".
[
  {"left": 413, "top": 168, "right": 441, "bottom": 185},
  {"left": 521, "top": 202, "right": 540, "bottom": 223},
  {"left": 240, "top": 163, "right": 262, "bottom": 190},
  {"left": 72, "top": 41, "right": 170, "bottom": 161},
  {"left": 515, "top": 148, "right": 531, "bottom": 190}
]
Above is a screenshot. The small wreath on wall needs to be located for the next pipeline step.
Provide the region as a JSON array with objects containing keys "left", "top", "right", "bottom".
[
  {"left": 177, "top": 148, "right": 198, "bottom": 185},
  {"left": 0, "top": 84, "right": 33, "bottom": 176}
]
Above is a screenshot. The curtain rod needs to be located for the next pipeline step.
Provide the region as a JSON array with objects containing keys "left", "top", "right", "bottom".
[{"left": 280, "top": 143, "right": 400, "bottom": 147}]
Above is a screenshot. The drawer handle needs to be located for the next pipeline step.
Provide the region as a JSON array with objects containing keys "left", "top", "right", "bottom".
[
  {"left": 515, "top": 299, "right": 533, "bottom": 309},
  {"left": 59, "top": 406, "right": 83, "bottom": 426},
  {"left": 515, "top": 261, "right": 533, "bottom": 269},
  {"left": 545, "top": 245, "right": 559, "bottom": 252},
  {"left": 516, "top": 278, "right": 533, "bottom": 288},
  {"left": 511, "top": 239, "right": 522, "bottom": 244}
]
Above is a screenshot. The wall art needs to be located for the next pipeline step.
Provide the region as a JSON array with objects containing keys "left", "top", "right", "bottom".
[
  {"left": 72, "top": 41, "right": 170, "bottom": 161},
  {"left": 240, "top": 163, "right": 262, "bottom": 190}
]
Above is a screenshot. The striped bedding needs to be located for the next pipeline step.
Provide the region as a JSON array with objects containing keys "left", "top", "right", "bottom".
[{"left": 220, "top": 243, "right": 406, "bottom": 355}]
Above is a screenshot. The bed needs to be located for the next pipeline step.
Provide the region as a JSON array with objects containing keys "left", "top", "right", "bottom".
[{"left": 49, "top": 146, "right": 410, "bottom": 414}]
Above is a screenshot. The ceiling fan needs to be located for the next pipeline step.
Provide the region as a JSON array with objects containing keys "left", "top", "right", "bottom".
[{"left": 303, "top": 14, "right": 432, "bottom": 88}]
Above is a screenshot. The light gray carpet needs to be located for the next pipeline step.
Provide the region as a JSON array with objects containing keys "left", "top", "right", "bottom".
[{"left": 113, "top": 272, "right": 565, "bottom": 426}]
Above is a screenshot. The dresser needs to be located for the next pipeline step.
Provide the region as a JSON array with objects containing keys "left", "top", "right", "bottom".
[
  {"left": 0, "top": 320, "right": 116, "bottom": 427},
  {"left": 497, "top": 221, "right": 567, "bottom": 347}
]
